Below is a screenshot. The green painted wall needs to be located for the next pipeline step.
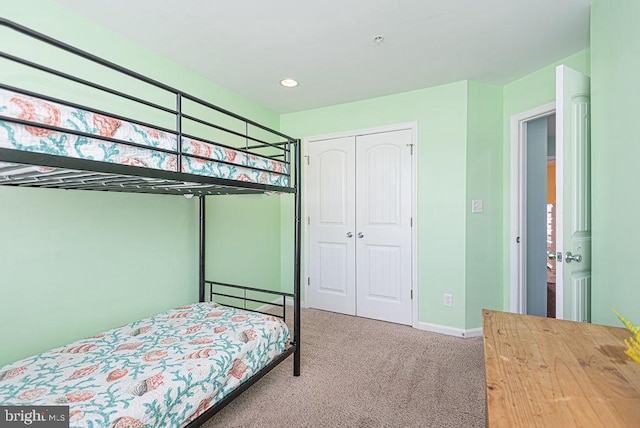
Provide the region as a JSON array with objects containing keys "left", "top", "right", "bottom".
[
  {"left": 0, "top": 0, "right": 283, "bottom": 366},
  {"left": 280, "top": 193, "right": 295, "bottom": 295},
  {"left": 465, "top": 81, "right": 503, "bottom": 328},
  {"left": 590, "top": 0, "right": 640, "bottom": 326},
  {"left": 206, "top": 195, "right": 282, "bottom": 301},
  {"left": 500, "top": 49, "right": 590, "bottom": 310},
  {"left": 0, "top": 187, "right": 197, "bottom": 366},
  {"left": 281, "top": 82, "right": 471, "bottom": 329}
]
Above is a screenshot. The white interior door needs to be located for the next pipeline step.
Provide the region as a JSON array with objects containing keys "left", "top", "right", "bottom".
[
  {"left": 355, "top": 130, "right": 413, "bottom": 325},
  {"left": 307, "top": 136, "right": 356, "bottom": 315},
  {"left": 556, "top": 65, "right": 591, "bottom": 321}
]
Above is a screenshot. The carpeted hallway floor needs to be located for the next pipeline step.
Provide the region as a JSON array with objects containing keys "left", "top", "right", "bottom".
[{"left": 204, "top": 307, "right": 486, "bottom": 427}]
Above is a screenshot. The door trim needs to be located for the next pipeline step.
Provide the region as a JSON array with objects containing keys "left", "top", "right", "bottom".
[
  {"left": 509, "top": 103, "right": 556, "bottom": 315},
  {"left": 303, "top": 122, "right": 419, "bottom": 327}
]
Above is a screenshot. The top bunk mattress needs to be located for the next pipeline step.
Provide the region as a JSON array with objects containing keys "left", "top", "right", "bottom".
[
  {"left": 0, "top": 88, "right": 290, "bottom": 190},
  {"left": 0, "top": 302, "right": 290, "bottom": 427}
]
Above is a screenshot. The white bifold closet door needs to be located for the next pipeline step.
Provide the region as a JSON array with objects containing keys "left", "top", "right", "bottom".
[
  {"left": 307, "top": 135, "right": 357, "bottom": 316},
  {"left": 307, "top": 129, "right": 412, "bottom": 325}
]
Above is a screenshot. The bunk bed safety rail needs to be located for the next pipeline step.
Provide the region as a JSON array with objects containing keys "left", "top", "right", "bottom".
[
  {"left": 0, "top": 18, "right": 296, "bottom": 195},
  {"left": 206, "top": 280, "right": 294, "bottom": 321}
]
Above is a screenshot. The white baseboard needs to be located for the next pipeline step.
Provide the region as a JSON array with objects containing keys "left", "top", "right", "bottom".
[
  {"left": 464, "top": 327, "right": 483, "bottom": 338},
  {"left": 416, "top": 322, "right": 483, "bottom": 339},
  {"left": 240, "top": 301, "right": 480, "bottom": 338}
]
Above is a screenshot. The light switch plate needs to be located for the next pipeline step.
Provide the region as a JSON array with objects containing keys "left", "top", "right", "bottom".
[{"left": 472, "top": 199, "right": 483, "bottom": 213}]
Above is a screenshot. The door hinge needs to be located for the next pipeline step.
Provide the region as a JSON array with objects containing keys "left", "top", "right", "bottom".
[
  {"left": 307, "top": 216, "right": 310, "bottom": 225},
  {"left": 410, "top": 217, "right": 413, "bottom": 227},
  {"left": 305, "top": 155, "right": 310, "bottom": 165},
  {"left": 307, "top": 277, "right": 310, "bottom": 286},
  {"left": 407, "top": 143, "right": 414, "bottom": 155},
  {"left": 410, "top": 290, "right": 413, "bottom": 300}
]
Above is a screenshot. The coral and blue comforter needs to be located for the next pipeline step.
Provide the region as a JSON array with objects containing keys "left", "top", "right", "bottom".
[
  {"left": 0, "top": 88, "right": 289, "bottom": 187},
  {"left": 0, "top": 303, "right": 290, "bottom": 427}
]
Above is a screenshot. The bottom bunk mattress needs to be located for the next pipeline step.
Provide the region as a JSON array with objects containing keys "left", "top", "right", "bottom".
[{"left": 0, "top": 302, "right": 290, "bottom": 427}]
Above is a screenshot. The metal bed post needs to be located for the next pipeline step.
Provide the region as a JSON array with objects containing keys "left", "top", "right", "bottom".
[
  {"left": 176, "top": 94, "right": 183, "bottom": 173},
  {"left": 293, "top": 139, "right": 302, "bottom": 377},
  {"left": 199, "top": 195, "right": 206, "bottom": 303}
]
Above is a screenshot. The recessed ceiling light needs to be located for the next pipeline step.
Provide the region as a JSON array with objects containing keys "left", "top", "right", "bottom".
[{"left": 280, "top": 78, "right": 299, "bottom": 88}]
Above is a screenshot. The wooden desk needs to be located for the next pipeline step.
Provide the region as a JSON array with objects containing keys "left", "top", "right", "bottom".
[{"left": 483, "top": 309, "right": 640, "bottom": 427}]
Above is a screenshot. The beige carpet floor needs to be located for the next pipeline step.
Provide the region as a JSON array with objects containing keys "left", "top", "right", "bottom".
[{"left": 204, "top": 308, "right": 486, "bottom": 428}]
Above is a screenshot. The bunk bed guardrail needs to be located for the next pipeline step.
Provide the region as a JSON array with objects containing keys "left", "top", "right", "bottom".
[
  {"left": 0, "top": 18, "right": 297, "bottom": 196},
  {"left": 206, "top": 280, "right": 294, "bottom": 320}
]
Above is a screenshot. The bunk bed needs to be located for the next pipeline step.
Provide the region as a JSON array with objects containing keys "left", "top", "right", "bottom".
[{"left": 0, "top": 18, "right": 301, "bottom": 428}]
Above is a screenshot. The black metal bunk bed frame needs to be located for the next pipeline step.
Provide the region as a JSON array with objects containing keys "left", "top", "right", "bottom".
[{"left": 0, "top": 18, "right": 301, "bottom": 426}]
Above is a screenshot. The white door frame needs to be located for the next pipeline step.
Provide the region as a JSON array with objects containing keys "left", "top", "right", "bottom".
[
  {"left": 303, "top": 122, "right": 419, "bottom": 328},
  {"left": 509, "top": 103, "right": 558, "bottom": 316}
]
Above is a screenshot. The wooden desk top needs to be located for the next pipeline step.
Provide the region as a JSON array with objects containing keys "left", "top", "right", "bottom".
[{"left": 483, "top": 309, "right": 640, "bottom": 428}]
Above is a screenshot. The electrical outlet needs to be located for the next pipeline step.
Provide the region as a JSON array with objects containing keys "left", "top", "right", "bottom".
[{"left": 443, "top": 293, "right": 453, "bottom": 308}]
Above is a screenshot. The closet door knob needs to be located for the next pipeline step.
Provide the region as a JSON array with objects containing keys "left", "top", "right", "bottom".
[
  {"left": 358, "top": 232, "right": 364, "bottom": 238},
  {"left": 346, "top": 232, "right": 353, "bottom": 238}
]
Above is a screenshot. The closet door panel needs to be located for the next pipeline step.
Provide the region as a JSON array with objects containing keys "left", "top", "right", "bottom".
[
  {"left": 364, "top": 245, "right": 401, "bottom": 300},
  {"left": 307, "top": 136, "right": 356, "bottom": 315},
  {"left": 355, "top": 129, "right": 412, "bottom": 325}
]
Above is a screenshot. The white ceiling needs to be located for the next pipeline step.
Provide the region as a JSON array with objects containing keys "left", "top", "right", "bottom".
[{"left": 53, "top": 0, "right": 591, "bottom": 114}]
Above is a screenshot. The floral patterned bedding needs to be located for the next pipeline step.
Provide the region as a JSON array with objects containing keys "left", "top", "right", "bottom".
[
  {"left": 0, "top": 303, "right": 290, "bottom": 427},
  {"left": 0, "top": 88, "right": 289, "bottom": 187}
]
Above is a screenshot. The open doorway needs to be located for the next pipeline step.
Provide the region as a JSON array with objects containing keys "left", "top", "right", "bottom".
[
  {"left": 509, "top": 102, "right": 557, "bottom": 317},
  {"left": 525, "top": 114, "right": 556, "bottom": 318},
  {"left": 545, "top": 128, "right": 557, "bottom": 318}
]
